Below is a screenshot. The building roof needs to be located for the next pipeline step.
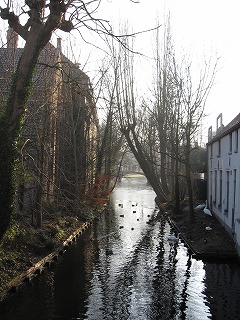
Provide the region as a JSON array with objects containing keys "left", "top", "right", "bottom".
[
  {"left": 0, "top": 48, "right": 22, "bottom": 91},
  {"left": 207, "top": 113, "right": 240, "bottom": 145}
]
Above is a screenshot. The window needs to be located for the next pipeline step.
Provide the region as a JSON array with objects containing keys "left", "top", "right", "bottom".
[
  {"left": 219, "top": 170, "right": 222, "bottom": 209},
  {"left": 214, "top": 170, "right": 217, "bottom": 204},
  {"left": 233, "top": 169, "right": 236, "bottom": 210},
  {"left": 229, "top": 133, "right": 232, "bottom": 153},
  {"left": 235, "top": 130, "right": 238, "bottom": 152},
  {"left": 218, "top": 140, "right": 221, "bottom": 157},
  {"left": 225, "top": 171, "right": 229, "bottom": 213},
  {"left": 210, "top": 171, "right": 213, "bottom": 203},
  {"left": 210, "top": 144, "right": 213, "bottom": 158}
]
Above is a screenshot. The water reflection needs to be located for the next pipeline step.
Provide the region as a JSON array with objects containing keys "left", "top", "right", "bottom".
[
  {"left": 84, "top": 177, "right": 212, "bottom": 320},
  {"left": 0, "top": 176, "right": 240, "bottom": 319},
  {"left": 204, "top": 262, "right": 240, "bottom": 319}
]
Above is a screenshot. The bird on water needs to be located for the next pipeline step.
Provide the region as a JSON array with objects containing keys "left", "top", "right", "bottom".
[{"left": 167, "top": 233, "right": 180, "bottom": 242}]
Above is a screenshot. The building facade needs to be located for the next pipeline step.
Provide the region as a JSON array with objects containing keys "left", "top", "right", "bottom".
[
  {"left": 207, "top": 113, "right": 240, "bottom": 254},
  {"left": 0, "top": 29, "right": 99, "bottom": 219}
]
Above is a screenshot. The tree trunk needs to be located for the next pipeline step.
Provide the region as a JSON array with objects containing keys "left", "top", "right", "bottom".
[
  {"left": 0, "top": 27, "right": 50, "bottom": 238},
  {"left": 122, "top": 127, "right": 167, "bottom": 203},
  {"left": 185, "top": 156, "right": 195, "bottom": 223},
  {"left": 172, "top": 157, "right": 180, "bottom": 218}
]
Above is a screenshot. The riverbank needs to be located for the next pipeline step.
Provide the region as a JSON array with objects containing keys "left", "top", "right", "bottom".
[
  {"left": 0, "top": 219, "right": 80, "bottom": 299},
  {"left": 0, "top": 220, "right": 93, "bottom": 303},
  {"left": 0, "top": 205, "right": 105, "bottom": 301},
  {"left": 168, "top": 205, "right": 238, "bottom": 260}
]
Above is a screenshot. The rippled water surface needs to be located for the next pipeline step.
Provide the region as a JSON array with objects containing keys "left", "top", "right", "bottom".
[{"left": 1, "top": 176, "right": 240, "bottom": 319}]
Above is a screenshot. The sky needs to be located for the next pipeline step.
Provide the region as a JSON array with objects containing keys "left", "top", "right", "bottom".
[
  {"left": 90, "top": 0, "right": 239, "bottom": 142},
  {"left": 1, "top": 0, "right": 239, "bottom": 143}
]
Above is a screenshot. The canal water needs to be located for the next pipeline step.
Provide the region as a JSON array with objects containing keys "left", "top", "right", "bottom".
[{"left": 1, "top": 176, "right": 240, "bottom": 319}]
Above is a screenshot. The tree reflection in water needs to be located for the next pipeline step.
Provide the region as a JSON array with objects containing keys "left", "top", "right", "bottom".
[{"left": 0, "top": 177, "right": 240, "bottom": 320}]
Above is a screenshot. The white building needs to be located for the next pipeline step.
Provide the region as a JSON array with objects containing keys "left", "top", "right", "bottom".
[{"left": 207, "top": 113, "right": 240, "bottom": 255}]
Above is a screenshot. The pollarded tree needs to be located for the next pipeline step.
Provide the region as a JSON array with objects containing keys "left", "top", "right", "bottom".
[
  {"left": 150, "top": 17, "right": 217, "bottom": 219},
  {"left": 176, "top": 58, "right": 217, "bottom": 222},
  {"left": 111, "top": 35, "right": 168, "bottom": 203}
]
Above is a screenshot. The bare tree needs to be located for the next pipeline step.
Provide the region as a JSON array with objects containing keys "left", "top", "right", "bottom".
[
  {"left": 105, "top": 19, "right": 217, "bottom": 218},
  {"left": 111, "top": 35, "right": 168, "bottom": 203},
  {"left": 0, "top": 0, "right": 134, "bottom": 237},
  {"left": 175, "top": 59, "right": 217, "bottom": 222},
  {"left": 93, "top": 60, "right": 125, "bottom": 201},
  {"left": 148, "top": 17, "right": 217, "bottom": 221}
]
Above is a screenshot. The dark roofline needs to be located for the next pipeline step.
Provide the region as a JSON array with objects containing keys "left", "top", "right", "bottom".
[{"left": 207, "top": 113, "right": 240, "bottom": 145}]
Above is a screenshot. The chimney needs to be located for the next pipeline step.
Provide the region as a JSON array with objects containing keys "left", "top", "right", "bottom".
[
  {"left": 7, "top": 28, "right": 18, "bottom": 48},
  {"left": 216, "top": 113, "right": 224, "bottom": 133},
  {"left": 208, "top": 126, "right": 212, "bottom": 141}
]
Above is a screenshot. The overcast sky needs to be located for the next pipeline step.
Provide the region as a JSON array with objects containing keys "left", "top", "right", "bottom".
[{"left": 94, "top": 0, "right": 239, "bottom": 140}]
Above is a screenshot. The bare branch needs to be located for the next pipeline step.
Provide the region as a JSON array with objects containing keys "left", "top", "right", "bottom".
[{"left": 0, "top": 8, "right": 28, "bottom": 39}]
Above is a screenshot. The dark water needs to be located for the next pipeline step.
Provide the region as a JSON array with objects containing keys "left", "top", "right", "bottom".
[{"left": 1, "top": 176, "right": 240, "bottom": 319}]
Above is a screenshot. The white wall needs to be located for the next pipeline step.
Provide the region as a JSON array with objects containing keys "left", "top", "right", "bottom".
[{"left": 208, "top": 128, "right": 240, "bottom": 254}]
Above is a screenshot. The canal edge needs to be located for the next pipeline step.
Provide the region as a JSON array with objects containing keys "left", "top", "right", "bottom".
[
  {"left": 0, "top": 220, "right": 93, "bottom": 303},
  {"left": 168, "top": 217, "right": 238, "bottom": 261}
]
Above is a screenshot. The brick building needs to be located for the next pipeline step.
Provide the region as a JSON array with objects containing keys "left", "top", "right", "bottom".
[{"left": 0, "top": 29, "right": 99, "bottom": 219}]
